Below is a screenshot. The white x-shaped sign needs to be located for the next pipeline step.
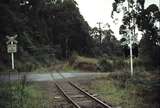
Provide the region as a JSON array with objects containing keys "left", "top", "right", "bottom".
[{"left": 6, "top": 34, "right": 18, "bottom": 44}]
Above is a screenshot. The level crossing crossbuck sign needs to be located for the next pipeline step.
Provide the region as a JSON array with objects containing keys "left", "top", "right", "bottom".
[
  {"left": 6, "top": 35, "right": 18, "bottom": 53},
  {"left": 6, "top": 34, "right": 18, "bottom": 70}
]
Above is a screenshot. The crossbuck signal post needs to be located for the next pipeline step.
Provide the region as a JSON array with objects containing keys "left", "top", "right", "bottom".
[{"left": 6, "top": 34, "right": 18, "bottom": 70}]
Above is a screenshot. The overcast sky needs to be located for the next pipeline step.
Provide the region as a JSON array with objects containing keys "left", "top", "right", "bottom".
[{"left": 75, "top": 0, "right": 159, "bottom": 40}]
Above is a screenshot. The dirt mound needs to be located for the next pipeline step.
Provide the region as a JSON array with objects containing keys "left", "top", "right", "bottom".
[
  {"left": 70, "top": 56, "right": 98, "bottom": 72},
  {"left": 73, "top": 62, "right": 97, "bottom": 72}
]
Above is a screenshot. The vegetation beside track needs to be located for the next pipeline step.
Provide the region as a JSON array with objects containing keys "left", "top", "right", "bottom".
[
  {"left": 0, "top": 81, "right": 48, "bottom": 108},
  {"left": 85, "top": 71, "right": 160, "bottom": 108}
]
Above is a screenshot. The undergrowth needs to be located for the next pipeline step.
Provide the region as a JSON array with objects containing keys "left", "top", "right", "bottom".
[
  {"left": 88, "top": 72, "right": 160, "bottom": 108},
  {"left": 0, "top": 81, "right": 47, "bottom": 108}
]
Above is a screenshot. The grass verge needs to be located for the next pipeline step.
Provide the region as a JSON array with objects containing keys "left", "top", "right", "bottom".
[
  {"left": 0, "top": 81, "right": 48, "bottom": 108},
  {"left": 85, "top": 72, "right": 160, "bottom": 108}
]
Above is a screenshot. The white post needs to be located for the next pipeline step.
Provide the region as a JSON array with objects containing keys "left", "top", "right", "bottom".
[
  {"left": 127, "top": 0, "right": 134, "bottom": 77},
  {"left": 11, "top": 41, "right": 15, "bottom": 70},
  {"left": 159, "top": 0, "right": 160, "bottom": 29},
  {"left": 129, "top": 33, "right": 133, "bottom": 76}
]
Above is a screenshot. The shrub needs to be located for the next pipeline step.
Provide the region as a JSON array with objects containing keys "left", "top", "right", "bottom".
[
  {"left": 16, "top": 62, "right": 37, "bottom": 72},
  {"left": 113, "top": 59, "right": 128, "bottom": 70},
  {"left": 98, "top": 57, "right": 129, "bottom": 72},
  {"left": 133, "top": 58, "right": 144, "bottom": 67},
  {"left": 69, "top": 52, "right": 78, "bottom": 65},
  {"left": 98, "top": 58, "right": 113, "bottom": 72}
]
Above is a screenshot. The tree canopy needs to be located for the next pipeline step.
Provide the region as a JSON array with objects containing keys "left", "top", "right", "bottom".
[
  {"left": 112, "top": 0, "right": 160, "bottom": 67},
  {"left": 0, "top": 0, "right": 93, "bottom": 70}
]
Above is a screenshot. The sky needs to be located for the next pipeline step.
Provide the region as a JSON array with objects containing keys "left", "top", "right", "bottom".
[{"left": 75, "top": 0, "right": 159, "bottom": 40}]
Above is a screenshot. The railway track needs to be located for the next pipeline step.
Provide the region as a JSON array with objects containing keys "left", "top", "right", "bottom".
[{"left": 51, "top": 72, "right": 112, "bottom": 108}]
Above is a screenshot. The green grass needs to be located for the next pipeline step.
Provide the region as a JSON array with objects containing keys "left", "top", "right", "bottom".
[
  {"left": 63, "top": 64, "right": 75, "bottom": 72},
  {"left": 87, "top": 74, "right": 159, "bottom": 108},
  {"left": 21, "top": 85, "right": 45, "bottom": 108},
  {"left": 33, "top": 66, "right": 49, "bottom": 73},
  {"left": 76, "top": 56, "right": 98, "bottom": 64},
  {"left": 62, "top": 62, "right": 80, "bottom": 72},
  {"left": 0, "top": 82, "right": 48, "bottom": 108}
]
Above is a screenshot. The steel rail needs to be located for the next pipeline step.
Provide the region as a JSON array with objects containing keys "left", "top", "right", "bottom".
[
  {"left": 51, "top": 72, "right": 112, "bottom": 108},
  {"left": 69, "top": 81, "right": 112, "bottom": 108},
  {"left": 55, "top": 83, "right": 81, "bottom": 108},
  {"left": 50, "top": 73, "right": 81, "bottom": 108}
]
